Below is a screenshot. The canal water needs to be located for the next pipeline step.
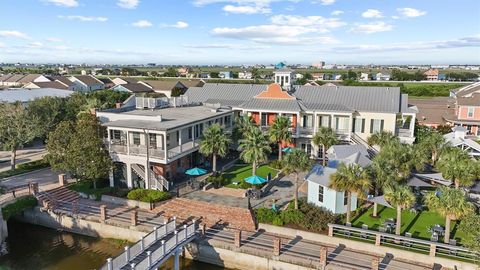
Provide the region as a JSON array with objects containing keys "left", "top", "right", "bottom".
[{"left": 0, "top": 221, "right": 228, "bottom": 270}]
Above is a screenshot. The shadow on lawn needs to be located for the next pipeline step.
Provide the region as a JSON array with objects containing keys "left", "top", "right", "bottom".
[{"left": 403, "top": 211, "right": 421, "bottom": 235}]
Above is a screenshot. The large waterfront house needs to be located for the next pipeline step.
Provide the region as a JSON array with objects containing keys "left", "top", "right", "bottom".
[
  {"left": 97, "top": 69, "right": 417, "bottom": 191},
  {"left": 447, "top": 82, "right": 480, "bottom": 136}
]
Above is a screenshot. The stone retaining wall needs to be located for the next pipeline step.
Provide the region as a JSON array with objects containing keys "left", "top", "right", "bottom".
[{"left": 101, "top": 195, "right": 153, "bottom": 210}]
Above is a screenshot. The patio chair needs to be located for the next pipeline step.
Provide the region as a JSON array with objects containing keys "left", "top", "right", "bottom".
[
  {"left": 449, "top": 239, "right": 457, "bottom": 246},
  {"left": 449, "top": 240, "right": 458, "bottom": 255},
  {"left": 346, "top": 222, "right": 352, "bottom": 227},
  {"left": 361, "top": 224, "right": 368, "bottom": 230},
  {"left": 430, "top": 233, "right": 439, "bottom": 242},
  {"left": 379, "top": 226, "right": 387, "bottom": 233},
  {"left": 403, "top": 232, "right": 412, "bottom": 247}
]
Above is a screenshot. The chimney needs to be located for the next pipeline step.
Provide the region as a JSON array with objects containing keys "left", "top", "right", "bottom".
[{"left": 115, "top": 102, "right": 122, "bottom": 109}]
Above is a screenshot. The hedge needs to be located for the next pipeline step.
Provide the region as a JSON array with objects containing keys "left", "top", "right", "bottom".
[
  {"left": 2, "top": 196, "right": 38, "bottom": 220},
  {"left": 127, "top": 189, "right": 171, "bottom": 203}
]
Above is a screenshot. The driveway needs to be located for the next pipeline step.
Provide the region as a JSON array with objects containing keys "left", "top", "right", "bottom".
[{"left": 0, "top": 168, "right": 62, "bottom": 190}]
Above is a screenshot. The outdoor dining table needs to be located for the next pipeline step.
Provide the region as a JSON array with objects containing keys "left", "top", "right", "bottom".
[
  {"left": 383, "top": 219, "right": 396, "bottom": 232},
  {"left": 431, "top": 224, "right": 445, "bottom": 236}
]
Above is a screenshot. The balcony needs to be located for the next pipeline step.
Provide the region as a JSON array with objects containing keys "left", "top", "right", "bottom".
[
  {"left": 167, "top": 141, "right": 200, "bottom": 158},
  {"left": 396, "top": 128, "right": 412, "bottom": 138},
  {"left": 298, "top": 127, "right": 314, "bottom": 135}
]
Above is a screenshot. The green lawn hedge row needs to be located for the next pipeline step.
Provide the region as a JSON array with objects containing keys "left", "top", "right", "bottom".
[
  {"left": 2, "top": 196, "right": 38, "bottom": 220},
  {"left": 127, "top": 189, "right": 171, "bottom": 203}
]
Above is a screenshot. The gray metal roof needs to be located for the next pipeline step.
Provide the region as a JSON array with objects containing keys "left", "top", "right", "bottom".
[
  {"left": 327, "top": 144, "right": 370, "bottom": 159},
  {"left": 305, "top": 165, "right": 336, "bottom": 187},
  {"left": 0, "top": 88, "right": 74, "bottom": 103},
  {"left": 185, "top": 83, "right": 267, "bottom": 104},
  {"left": 240, "top": 98, "right": 304, "bottom": 112},
  {"left": 203, "top": 98, "right": 246, "bottom": 107},
  {"left": 293, "top": 85, "right": 402, "bottom": 113},
  {"left": 100, "top": 105, "right": 232, "bottom": 131}
]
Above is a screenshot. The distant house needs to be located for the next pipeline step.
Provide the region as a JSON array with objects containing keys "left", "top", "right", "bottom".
[
  {"left": 445, "top": 82, "right": 480, "bottom": 137},
  {"left": 199, "top": 73, "right": 211, "bottom": 79},
  {"left": 97, "top": 77, "right": 115, "bottom": 88},
  {"left": 305, "top": 144, "right": 372, "bottom": 214},
  {"left": 177, "top": 67, "right": 190, "bottom": 77},
  {"left": 112, "top": 83, "right": 154, "bottom": 94},
  {"left": 111, "top": 77, "right": 138, "bottom": 85},
  {"left": 375, "top": 72, "right": 391, "bottom": 81},
  {"left": 360, "top": 73, "right": 369, "bottom": 81},
  {"left": 424, "top": 69, "right": 439, "bottom": 81},
  {"left": 138, "top": 80, "right": 188, "bottom": 97},
  {"left": 178, "top": 79, "right": 204, "bottom": 88},
  {"left": 48, "top": 76, "right": 77, "bottom": 91},
  {"left": 275, "top": 62, "right": 287, "bottom": 69},
  {"left": 444, "top": 126, "right": 480, "bottom": 157},
  {"left": 311, "top": 73, "right": 326, "bottom": 81},
  {"left": 238, "top": 72, "right": 252, "bottom": 79},
  {"left": 0, "top": 74, "right": 50, "bottom": 87},
  {"left": 23, "top": 81, "right": 69, "bottom": 90},
  {"left": 219, "top": 71, "right": 232, "bottom": 79},
  {"left": 69, "top": 75, "right": 105, "bottom": 92},
  {"left": 295, "top": 73, "right": 304, "bottom": 80}
]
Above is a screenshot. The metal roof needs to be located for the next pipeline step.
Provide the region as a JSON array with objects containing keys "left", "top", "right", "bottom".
[
  {"left": 240, "top": 98, "right": 304, "bottom": 112},
  {"left": 186, "top": 83, "right": 267, "bottom": 104},
  {"left": 0, "top": 88, "right": 74, "bottom": 103},
  {"left": 293, "top": 85, "right": 402, "bottom": 113},
  {"left": 305, "top": 165, "right": 336, "bottom": 187}
]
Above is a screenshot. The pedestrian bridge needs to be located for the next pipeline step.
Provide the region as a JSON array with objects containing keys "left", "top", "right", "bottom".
[{"left": 101, "top": 217, "right": 197, "bottom": 270}]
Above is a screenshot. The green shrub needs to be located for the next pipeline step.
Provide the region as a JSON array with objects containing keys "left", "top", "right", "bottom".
[
  {"left": 269, "top": 160, "right": 283, "bottom": 170},
  {"left": 2, "top": 196, "right": 37, "bottom": 220},
  {"left": 127, "top": 189, "right": 171, "bottom": 203},
  {"left": 280, "top": 210, "right": 305, "bottom": 225},
  {"left": 68, "top": 180, "right": 127, "bottom": 200},
  {"left": 272, "top": 216, "right": 284, "bottom": 226},
  {"left": 254, "top": 208, "right": 279, "bottom": 223},
  {"left": 207, "top": 175, "right": 228, "bottom": 188},
  {"left": 298, "top": 198, "right": 337, "bottom": 233}
]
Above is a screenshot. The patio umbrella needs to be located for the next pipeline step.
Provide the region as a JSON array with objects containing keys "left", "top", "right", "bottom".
[
  {"left": 244, "top": 175, "right": 267, "bottom": 185},
  {"left": 185, "top": 167, "right": 207, "bottom": 176},
  {"left": 407, "top": 176, "right": 433, "bottom": 188},
  {"left": 282, "top": 147, "right": 293, "bottom": 153}
]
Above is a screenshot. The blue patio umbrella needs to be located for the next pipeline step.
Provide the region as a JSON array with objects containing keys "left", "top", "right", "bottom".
[
  {"left": 282, "top": 147, "right": 293, "bottom": 153},
  {"left": 244, "top": 175, "right": 267, "bottom": 185},
  {"left": 185, "top": 167, "right": 207, "bottom": 176}
]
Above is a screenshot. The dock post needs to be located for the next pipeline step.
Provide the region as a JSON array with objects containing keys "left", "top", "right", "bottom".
[
  {"left": 234, "top": 230, "right": 241, "bottom": 248},
  {"left": 147, "top": 251, "right": 152, "bottom": 267},
  {"left": 273, "top": 237, "right": 281, "bottom": 256},
  {"left": 319, "top": 246, "right": 327, "bottom": 266},
  {"left": 125, "top": 246, "right": 130, "bottom": 262},
  {"left": 131, "top": 211, "right": 137, "bottom": 227},
  {"left": 140, "top": 235, "right": 144, "bottom": 251},
  {"left": 100, "top": 205, "right": 107, "bottom": 223},
  {"left": 174, "top": 248, "right": 181, "bottom": 270},
  {"left": 154, "top": 226, "right": 159, "bottom": 240},
  {"left": 184, "top": 224, "right": 188, "bottom": 240},
  {"left": 106, "top": 258, "right": 113, "bottom": 270}
]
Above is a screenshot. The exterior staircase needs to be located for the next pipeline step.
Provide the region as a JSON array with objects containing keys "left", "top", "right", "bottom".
[
  {"left": 35, "top": 186, "right": 79, "bottom": 210},
  {"left": 154, "top": 198, "right": 256, "bottom": 231},
  {"left": 131, "top": 164, "right": 170, "bottom": 191},
  {"left": 350, "top": 133, "right": 378, "bottom": 158}
]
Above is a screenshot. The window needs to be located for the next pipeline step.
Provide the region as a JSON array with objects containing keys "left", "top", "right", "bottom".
[
  {"left": 285, "top": 76, "right": 289, "bottom": 84},
  {"left": 467, "top": 107, "right": 474, "bottom": 118},
  {"left": 343, "top": 192, "right": 348, "bottom": 205},
  {"left": 353, "top": 118, "right": 365, "bottom": 133},
  {"left": 370, "top": 119, "right": 384, "bottom": 133},
  {"left": 188, "top": 127, "right": 192, "bottom": 139},
  {"left": 132, "top": 132, "right": 141, "bottom": 145},
  {"left": 302, "top": 115, "right": 313, "bottom": 128},
  {"left": 112, "top": 130, "right": 122, "bottom": 140},
  {"left": 318, "top": 186, "right": 324, "bottom": 203},
  {"left": 148, "top": 134, "right": 156, "bottom": 147},
  {"left": 319, "top": 115, "right": 330, "bottom": 128},
  {"left": 261, "top": 114, "right": 267, "bottom": 126}
]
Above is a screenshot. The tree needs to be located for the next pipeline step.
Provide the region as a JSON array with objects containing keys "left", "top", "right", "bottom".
[
  {"left": 171, "top": 87, "right": 186, "bottom": 97},
  {"left": 437, "top": 147, "right": 477, "bottom": 189},
  {"left": 367, "top": 131, "right": 399, "bottom": 149},
  {"left": 0, "top": 103, "right": 39, "bottom": 170},
  {"left": 46, "top": 114, "right": 112, "bottom": 188},
  {"left": 163, "top": 67, "right": 178, "bottom": 77},
  {"left": 384, "top": 185, "right": 416, "bottom": 235},
  {"left": 372, "top": 142, "right": 417, "bottom": 184},
  {"left": 425, "top": 186, "right": 475, "bottom": 244},
  {"left": 458, "top": 212, "right": 480, "bottom": 261},
  {"left": 27, "top": 97, "right": 67, "bottom": 140},
  {"left": 233, "top": 114, "right": 254, "bottom": 142},
  {"left": 329, "top": 163, "right": 371, "bottom": 223},
  {"left": 418, "top": 131, "right": 445, "bottom": 166},
  {"left": 199, "top": 124, "right": 231, "bottom": 173},
  {"left": 210, "top": 72, "right": 220, "bottom": 78},
  {"left": 268, "top": 116, "right": 292, "bottom": 161},
  {"left": 251, "top": 68, "right": 260, "bottom": 82},
  {"left": 283, "top": 149, "right": 310, "bottom": 209},
  {"left": 239, "top": 127, "right": 271, "bottom": 176},
  {"left": 312, "top": 127, "right": 338, "bottom": 166}
]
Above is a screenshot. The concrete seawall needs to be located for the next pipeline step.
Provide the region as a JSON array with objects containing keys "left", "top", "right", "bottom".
[{"left": 17, "top": 207, "right": 146, "bottom": 242}]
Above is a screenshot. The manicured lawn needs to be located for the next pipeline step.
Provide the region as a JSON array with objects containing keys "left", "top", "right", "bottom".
[
  {"left": 0, "top": 159, "right": 49, "bottom": 180},
  {"left": 223, "top": 163, "right": 278, "bottom": 189},
  {"left": 351, "top": 206, "right": 467, "bottom": 243}
]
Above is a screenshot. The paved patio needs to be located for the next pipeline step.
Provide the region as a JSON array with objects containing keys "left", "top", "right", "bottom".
[{"left": 181, "top": 172, "right": 307, "bottom": 209}]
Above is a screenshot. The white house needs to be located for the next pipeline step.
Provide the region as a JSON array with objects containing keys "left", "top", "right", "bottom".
[
  {"left": 69, "top": 75, "right": 105, "bottom": 92},
  {"left": 444, "top": 126, "right": 480, "bottom": 158},
  {"left": 238, "top": 72, "right": 252, "bottom": 79},
  {"left": 273, "top": 68, "right": 295, "bottom": 90},
  {"left": 375, "top": 72, "right": 391, "bottom": 81},
  {"left": 360, "top": 73, "right": 369, "bottom": 81},
  {"left": 0, "top": 74, "right": 50, "bottom": 87}
]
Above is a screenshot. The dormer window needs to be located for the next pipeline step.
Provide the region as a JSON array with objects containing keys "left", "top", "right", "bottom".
[{"left": 467, "top": 107, "right": 474, "bottom": 118}]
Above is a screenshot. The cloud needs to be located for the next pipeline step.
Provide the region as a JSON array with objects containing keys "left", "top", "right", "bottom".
[
  {"left": 362, "top": 9, "right": 383, "bottom": 18},
  {"left": 46, "top": 37, "right": 63, "bottom": 42},
  {"left": 222, "top": 5, "right": 271, "bottom": 14},
  {"left": 270, "top": 15, "right": 345, "bottom": 28},
  {"left": 313, "top": 0, "right": 335, "bottom": 6},
  {"left": 350, "top": 21, "right": 393, "bottom": 34},
  {"left": 132, "top": 20, "right": 152, "bottom": 28},
  {"left": 0, "top": 30, "right": 30, "bottom": 39},
  {"left": 397, "top": 8, "right": 426, "bottom": 18},
  {"left": 58, "top": 15, "right": 108, "bottom": 22},
  {"left": 26, "top": 42, "right": 44, "bottom": 48},
  {"left": 182, "top": 43, "right": 270, "bottom": 50},
  {"left": 117, "top": 0, "right": 139, "bottom": 9},
  {"left": 161, "top": 21, "right": 189, "bottom": 29},
  {"left": 44, "top": 0, "right": 78, "bottom": 7},
  {"left": 331, "top": 10, "right": 343, "bottom": 16},
  {"left": 329, "top": 36, "right": 480, "bottom": 53}
]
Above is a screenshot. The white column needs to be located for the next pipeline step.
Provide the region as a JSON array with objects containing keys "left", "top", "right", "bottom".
[
  {"left": 164, "top": 133, "right": 168, "bottom": 161},
  {"left": 109, "top": 171, "right": 114, "bottom": 187},
  {"left": 348, "top": 113, "right": 353, "bottom": 140},
  {"left": 410, "top": 114, "right": 416, "bottom": 138},
  {"left": 126, "top": 163, "right": 133, "bottom": 188},
  {"left": 191, "top": 126, "right": 195, "bottom": 147},
  {"left": 296, "top": 113, "right": 300, "bottom": 137},
  {"left": 178, "top": 129, "right": 183, "bottom": 152},
  {"left": 126, "top": 131, "right": 130, "bottom": 155},
  {"left": 259, "top": 112, "right": 262, "bottom": 126},
  {"left": 144, "top": 160, "right": 150, "bottom": 190}
]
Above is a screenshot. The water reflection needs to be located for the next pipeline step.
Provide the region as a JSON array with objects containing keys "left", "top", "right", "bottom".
[{"left": 0, "top": 221, "right": 227, "bottom": 270}]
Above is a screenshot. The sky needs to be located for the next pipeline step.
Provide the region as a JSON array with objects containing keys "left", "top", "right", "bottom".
[{"left": 0, "top": 0, "right": 479, "bottom": 65}]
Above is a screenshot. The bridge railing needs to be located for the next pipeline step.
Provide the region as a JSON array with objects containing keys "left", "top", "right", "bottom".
[{"left": 102, "top": 218, "right": 177, "bottom": 270}]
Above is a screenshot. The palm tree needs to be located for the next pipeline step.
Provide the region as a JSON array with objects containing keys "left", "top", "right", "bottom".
[
  {"left": 329, "top": 163, "right": 371, "bottom": 223},
  {"left": 283, "top": 149, "right": 310, "bottom": 209},
  {"left": 418, "top": 131, "right": 445, "bottom": 166},
  {"left": 425, "top": 186, "right": 475, "bottom": 244},
  {"left": 268, "top": 116, "right": 292, "bottom": 161},
  {"left": 239, "top": 126, "right": 271, "bottom": 176},
  {"left": 235, "top": 115, "right": 254, "bottom": 136},
  {"left": 312, "top": 127, "right": 338, "bottom": 166},
  {"left": 367, "top": 131, "right": 399, "bottom": 149},
  {"left": 384, "top": 185, "right": 416, "bottom": 235},
  {"left": 437, "top": 147, "right": 477, "bottom": 189},
  {"left": 199, "top": 124, "right": 231, "bottom": 173}
]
